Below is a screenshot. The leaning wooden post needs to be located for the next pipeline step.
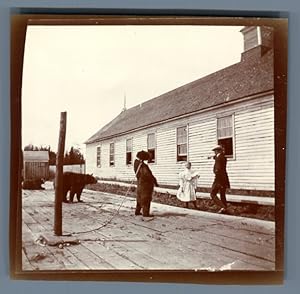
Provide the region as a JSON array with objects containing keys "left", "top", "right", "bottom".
[{"left": 54, "top": 112, "right": 67, "bottom": 236}]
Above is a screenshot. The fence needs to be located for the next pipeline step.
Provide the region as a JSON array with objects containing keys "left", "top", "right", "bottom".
[{"left": 49, "top": 164, "right": 86, "bottom": 179}]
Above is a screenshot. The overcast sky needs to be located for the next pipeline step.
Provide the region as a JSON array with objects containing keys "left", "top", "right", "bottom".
[{"left": 22, "top": 24, "right": 244, "bottom": 154}]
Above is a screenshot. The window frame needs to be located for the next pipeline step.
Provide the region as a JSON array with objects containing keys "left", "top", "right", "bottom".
[
  {"left": 147, "top": 133, "right": 156, "bottom": 164},
  {"left": 126, "top": 138, "right": 133, "bottom": 165},
  {"left": 176, "top": 125, "right": 188, "bottom": 162},
  {"left": 96, "top": 145, "right": 101, "bottom": 167},
  {"left": 109, "top": 142, "right": 115, "bottom": 166},
  {"left": 216, "top": 113, "right": 235, "bottom": 160}
]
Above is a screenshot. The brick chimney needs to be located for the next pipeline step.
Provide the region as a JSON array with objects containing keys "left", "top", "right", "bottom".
[{"left": 240, "top": 26, "right": 273, "bottom": 61}]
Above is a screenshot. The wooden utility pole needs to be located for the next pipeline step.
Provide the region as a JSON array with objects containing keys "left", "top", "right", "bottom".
[{"left": 54, "top": 112, "right": 67, "bottom": 236}]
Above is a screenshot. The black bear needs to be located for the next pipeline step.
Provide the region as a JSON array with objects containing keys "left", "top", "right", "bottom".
[
  {"left": 62, "top": 172, "right": 97, "bottom": 203},
  {"left": 22, "top": 178, "right": 45, "bottom": 190},
  {"left": 134, "top": 151, "right": 159, "bottom": 217}
]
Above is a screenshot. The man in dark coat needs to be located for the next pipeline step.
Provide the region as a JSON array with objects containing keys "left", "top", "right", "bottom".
[
  {"left": 210, "top": 145, "right": 230, "bottom": 213},
  {"left": 134, "top": 150, "right": 159, "bottom": 217}
]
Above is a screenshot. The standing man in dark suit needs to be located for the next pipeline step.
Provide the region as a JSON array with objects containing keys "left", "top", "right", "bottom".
[{"left": 210, "top": 145, "right": 230, "bottom": 213}]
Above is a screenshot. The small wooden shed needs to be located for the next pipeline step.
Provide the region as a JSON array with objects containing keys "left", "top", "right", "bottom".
[{"left": 23, "top": 151, "right": 49, "bottom": 180}]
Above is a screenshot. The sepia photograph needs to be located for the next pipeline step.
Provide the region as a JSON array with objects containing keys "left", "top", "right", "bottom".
[{"left": 10, "top": 15, "right": 287, "bottom": 283}]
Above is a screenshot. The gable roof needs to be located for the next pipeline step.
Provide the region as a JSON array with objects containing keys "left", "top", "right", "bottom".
[
  {"left": 86, "top": 46, "right": 273, "bottom": 144},
  {"left": 23, "top": 151, "right": 49, "bottom": 162}
]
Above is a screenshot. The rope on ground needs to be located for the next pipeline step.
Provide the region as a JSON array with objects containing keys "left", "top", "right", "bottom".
[{"left": 71, "top": 161, "right": 143, "bottom": 235}]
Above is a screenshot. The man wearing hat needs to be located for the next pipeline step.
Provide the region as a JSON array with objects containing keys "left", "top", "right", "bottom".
[{"left": 210, "top": 145, "right": 230, "bottom": 213}]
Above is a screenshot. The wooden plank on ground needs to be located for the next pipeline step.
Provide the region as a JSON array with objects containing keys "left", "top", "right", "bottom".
[
  {"left": 91, "top": 219, "right": 233, "bottom": 270},
  {"left": 82, "top": 241, "right": 139, "bottom": 269},
  {"left": 21, "top": 188, "right": 275, "bottom": 271},
  {"left": 45, "top": 245, "right": 89, "bottom": 270},
  {"left": 21, "top": 242, "right": 59, "bottom": 270},
  {"left": 66, "top": 243, "right": 114, "bottom": 270},
  {"left": 22, "top": 248, "right": 35, "bottom": 271}
]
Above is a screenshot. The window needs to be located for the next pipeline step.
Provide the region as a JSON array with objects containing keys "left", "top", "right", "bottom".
[
  {"left": 96, "top": 146, "right": 101, "bottom": 167},
  {"left": 217, "top": 115, "right": 234, "bottom": 157},
  {"left": 177, "top": 126, "right": 187, "bottom": 162},
  {"left": 126, "top": 138, "right": 132, "bottom": 165},
  {"left": 109, "top": 143, "right": 114, "bottom": 166},
  {"left": 147, "top": 133, "right": 156, "bottom": 163}
]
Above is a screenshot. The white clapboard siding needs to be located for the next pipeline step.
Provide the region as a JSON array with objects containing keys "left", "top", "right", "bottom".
[
  {"left": 188, "top": 116, "right": 217, "bottom": 188},
  {"left": 86, "top": 94, "right": 274, "bottom": 191},
  {"left": 230, "top": 98, "right": 274, "bottom": 190}
]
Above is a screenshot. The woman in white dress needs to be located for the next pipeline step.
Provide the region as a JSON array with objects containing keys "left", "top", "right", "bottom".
[{"left": 176, "top": 162, "right": 200, "bottom": 209}]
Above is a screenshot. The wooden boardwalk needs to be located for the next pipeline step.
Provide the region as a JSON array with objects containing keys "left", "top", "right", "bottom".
[{"left": 22, "top": 183, "right": 275, "bottom": 271}]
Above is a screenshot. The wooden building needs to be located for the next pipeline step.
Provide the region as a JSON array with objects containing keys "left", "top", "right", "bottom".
[
  {"left": 85, "top": 26, "right": 275, "bottom": 196},
  {"left": 23, "top": 151, "right": 49, "bottom": 180}
]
